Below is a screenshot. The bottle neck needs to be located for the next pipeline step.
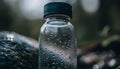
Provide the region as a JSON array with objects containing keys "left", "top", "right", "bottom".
[{"left": 45, "top": 14, "right": 71, "bottom": 22}]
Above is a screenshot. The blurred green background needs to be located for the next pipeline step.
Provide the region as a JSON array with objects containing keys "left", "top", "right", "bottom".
[{"left": 0, "top": 0, "right": 120, "bottom": 48}]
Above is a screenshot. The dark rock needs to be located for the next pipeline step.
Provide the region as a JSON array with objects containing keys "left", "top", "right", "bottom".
[{"left": 0, "top": 31, "right": 38, "bottom": 69}]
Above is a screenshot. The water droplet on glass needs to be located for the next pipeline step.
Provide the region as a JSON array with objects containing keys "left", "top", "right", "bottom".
[
  {"left": 52, "top": 66, "right": 55, "bottom": 69},
  {"left": 53, "top": 55, "right": 55, "bottom": 58},
  {"left": 47, "top": 38, "right": 50, "bottom": 40},
  {"left": 42, "top": 52, "right": 45, "bottom": 55},
  {"left": 5, "top": 54, "right": 8, "bottom": 56},
  {"left": 66, "top": 46, "right": 69, "bottom": 49},
  {"left": 52, "top": 62, "right": 55, "bottom": 64},
  {"left": 69, "top": 57, "right": 71, "bottom": 59},
  {"left": 54, "top": 49, "right": 56, "bottom": 51},
  {"left": 64, "top": 42, "right": 67, "bottom": 45},
  {"left": 93, "top": 64, "right": 100, "bottom": 69},
  {"left": 54, "top": 43, "right": 56, "bottom": 45},
  {"left": 48, "top": 64, "right": 50, "bottom": 66},
  {"left": 61, "top": 62, "right": 63, "bottom": 65},
  {"left": 45, "top": 48, "right": 47, "bottom": 49},
  {"left": 1, "top": 52, "right": 4, "bottom": 55},
  {"left": 57, "top": 39, "right": 59, "bottom": 41},
  {"left": 46, "top": 58, "right": 48, "bottom": 60},
  {"left": 62, "top": 46, "right": 64, "bottom": 48},
  {"left": 59, "top": 41, "right": 61, "bottom": 43},
  {"left": 50, "top": 51, "right": 52, "bottom": 54},
  {"left": 53, "top": 59, "right": 56, "bottom": 61}
]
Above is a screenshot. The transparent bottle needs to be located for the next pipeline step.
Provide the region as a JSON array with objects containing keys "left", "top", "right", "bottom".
[{"left": 39, "top": 2, "right": 77, "bottom": 69}]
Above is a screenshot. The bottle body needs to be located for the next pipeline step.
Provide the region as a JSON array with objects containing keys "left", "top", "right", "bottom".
[{"left": 39, "top": 16, "right": 77, "bottom": 69}]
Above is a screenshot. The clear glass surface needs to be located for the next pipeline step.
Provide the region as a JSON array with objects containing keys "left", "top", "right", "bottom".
[{"left": 39, "top": 16, "right": 77, "bottom": 69}]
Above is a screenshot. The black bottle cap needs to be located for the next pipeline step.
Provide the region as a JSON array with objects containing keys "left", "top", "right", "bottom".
[{"left": 44, "top": 2, "right": 72, "bottom": 18}]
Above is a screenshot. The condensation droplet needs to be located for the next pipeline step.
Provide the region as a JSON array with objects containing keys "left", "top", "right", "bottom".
[
  {"left": 42, "top": 52, "right": 45, "bottom": 55},
  {"left": 5, "top": 54, "right": 8, "bottom": 56},
  {"left": 50, "top": 51, "right": 52, "bottom": 54},
  {"left": 64, "top": 66, "right": 67, "bottom": 68},
  {"left": 53, "top": 59, "right": 56, "bottom": 61},
  {"left": 93, "top": 64, "right": 100, "bottom": 69},
  {"left": 52, "top": 66, "right": 55, "bottom": 69},
  {"left": 53, "top": 55, "right": 55, "bottom": 58},
  {"left": 50, "top": 35, "right": 53, "bottom": 37},
  {"left": 65, "top": 46, "right": 69, "bottom": 49},
  {"left": 54, "top": 43, "right": 56, "bottom": 45},
  {"left": 59, "top": 41, "right": 62, "bottom": 43},
  {"left": 1, "top": 52, "right": 4, "bottom": 55},
  {"left": 57, "top": 39, "right": 59, "bottom": 41},
  {"left": 54, "top": 49, "right": 56, "bottom": 51},
  {"left": 67, "top": 44, "right": 69, "bottom": 46},
  {"left": 47, "top": 38, "right": 50, "bottom": 40},
  {"left": 56, "top": 62, "right": 58, "bottom": 65},
  {"left": 61, "top": 62, "right": 63, "bottom": 65},
  {"left": 69, "top": 57, "right": 71, "bottom": 59},
  {"left": 64, "top": 42, "right": 67, "bottom": 45},
  {"left": 46, "top": 58, "right": 48, "bottom": 60},
  {"left": 52, "top": 62, "right": 55, "bottom": 65},
  {"left": 62, "top": 46, "right": 65, "bottom": 48}
]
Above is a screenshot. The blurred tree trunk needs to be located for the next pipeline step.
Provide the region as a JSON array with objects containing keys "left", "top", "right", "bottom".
[
  {"left": 0, "top": 0, "right": 12, "bottom": 31},
  {"left": 98, "top": 0, "right": 110, "bottom": 31}
]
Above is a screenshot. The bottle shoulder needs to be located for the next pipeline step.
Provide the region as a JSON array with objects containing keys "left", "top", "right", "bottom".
[
  {"left": 45, "top": 19, "right": 73, "bottom": 27},
  {"left": 41, "top": 21, "right": 74, "bottom": 29},
  {"left": 40, "top": 21, "right": 74, "bottom": 34}
]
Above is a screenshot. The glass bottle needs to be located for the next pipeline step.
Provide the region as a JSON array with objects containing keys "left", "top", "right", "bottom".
[{"left": 39, "top": 2, "right": 77, "bottom": 69}]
